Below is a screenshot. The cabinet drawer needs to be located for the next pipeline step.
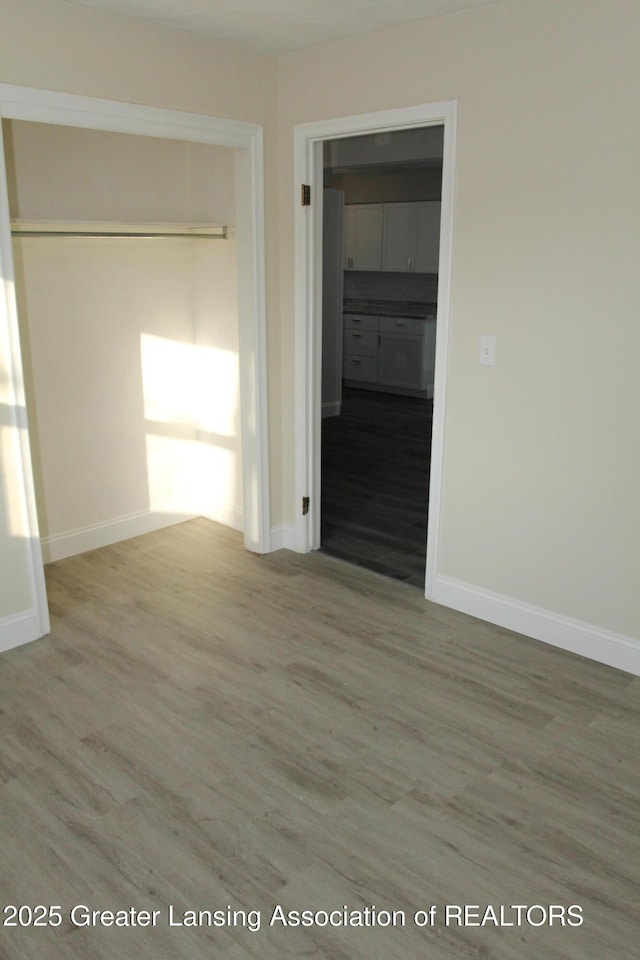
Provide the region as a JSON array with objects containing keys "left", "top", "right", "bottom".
[
  {"left": 343, "top": 313, "right": 379, "bottom": 332},
  {"left": 379, "top": 316, "right": 424, "bottom": 336},
  {"left": 343, "top": 355, "right": 378, "bottom": 382},
  {"left": 343, "top": 329, "right": 378, "bottom": 357}
]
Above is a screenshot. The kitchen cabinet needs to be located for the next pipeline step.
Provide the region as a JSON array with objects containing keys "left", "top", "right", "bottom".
[
  {"left": 343, "top": 313, "right": 435, "bottom": 397},
  {"left": 413, "top": 201, "right": 441, "bottom": 273},
  {"left": 381, "top": 203, "right": 415, "bottom": 271},
  {"left": 378, "top": 316, "right": 428, "bottom": 391},
  {"left": 343, "top": 204, "right": 383, "bottom": 270},
  {"left": 342, "top": 314, "right": 379, "bottom": 383},
  {"left": 382, "top": 201, "right": 441, "bottom": 273}
]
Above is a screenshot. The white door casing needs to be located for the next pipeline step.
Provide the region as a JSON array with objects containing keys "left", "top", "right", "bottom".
[
  {"left": 293, "top": 101, "right": 457, "bottom": 599},
  {"left": 0, "top": 84, "right": 270, "bottom": 653}
]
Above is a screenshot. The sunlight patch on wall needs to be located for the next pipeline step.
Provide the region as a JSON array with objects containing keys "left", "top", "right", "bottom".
[
  {"left": 145, "top": 434, "right": 237, "bottom": 519},
  {"left": 140, "top": 332, "right": 241, "bottom": 522},
  {"left": 0, "top": 424, "right": 30, "bottom": 538},
  {"left": 1, "top": 269, "right": 30, "bottom": 539},
  {"left": 141, "top": 332, "right": 238, "bottom": 436}
]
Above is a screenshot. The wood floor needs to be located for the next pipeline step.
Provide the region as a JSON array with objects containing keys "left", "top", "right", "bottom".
[
  {"left": 321, "top": 388, "right": 431, "bottom": 587},
  {"left": 0, "top": 518, "right": 638, "bottom": 960}
]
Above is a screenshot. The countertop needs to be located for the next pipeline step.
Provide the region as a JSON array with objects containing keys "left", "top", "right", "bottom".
[{"left": 343, "top": 298, "right": 436, "bottom": 319}]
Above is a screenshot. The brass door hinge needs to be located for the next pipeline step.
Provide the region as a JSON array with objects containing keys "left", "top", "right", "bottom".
[
  {"left": 301, "top": 184, "right": 311, "bottom": 206},
  {"left": 302, "top": 496, "right": 310, "bottom": 515}
]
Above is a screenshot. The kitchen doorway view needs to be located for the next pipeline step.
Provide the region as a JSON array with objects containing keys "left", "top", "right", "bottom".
[{"left": 320, "top": 127, "right": 443, "bottom": 588}]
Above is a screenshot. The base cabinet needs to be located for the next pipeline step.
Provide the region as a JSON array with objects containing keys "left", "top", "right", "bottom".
[
  {"left": 343, "top": 313, "right": 435, "bottom": 397},
  {"left": 379, "top": 333, "right": 427, "bottom": 390}
]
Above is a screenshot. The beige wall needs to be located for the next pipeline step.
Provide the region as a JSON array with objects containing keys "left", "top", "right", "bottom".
[
  {"left": 13, "top": 236, "right": 241, "bottom": 543},
  {"left": 5, "top": 121, "right": 236, "bottom": 225},
  {"left": 277, "top": 0, "right": 640, "bottom": 640}
]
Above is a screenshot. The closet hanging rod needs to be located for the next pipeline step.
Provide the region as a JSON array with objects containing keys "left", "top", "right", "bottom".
[{"left": 11, "top": 227, "right": 228, "bottom": 240}]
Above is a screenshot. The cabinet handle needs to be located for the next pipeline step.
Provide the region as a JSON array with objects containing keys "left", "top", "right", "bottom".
[
  {"left": 351, "top": 333, "right": 361, "bottom": 338},
  {"left": 352, "top": 358, "right": 362, "bottom": 364},
  {"left": 396, "top": 320, "right": 407, "bottom": 327}
]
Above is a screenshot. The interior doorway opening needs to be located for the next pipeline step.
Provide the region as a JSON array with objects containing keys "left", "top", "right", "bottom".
[
  {"left": 293, "top": 101, "right": 456, "bottom": 599},
  {"left": 320, "top": 128, "right": 443, "bottom": 586}
]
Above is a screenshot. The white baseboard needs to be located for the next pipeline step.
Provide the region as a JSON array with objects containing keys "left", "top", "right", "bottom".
[
  {"left": 432, "top": 574, "right": 640, "bottom": 677},
  {"left": 42, "top": 505, "right": 246, "bottom": 563},
  {"left": 270, "top": 523, "right": 297, "bottom": 551},
  {"left": 0, "top": 609, "right": 43, "bottom": 654},
  {"left": 202, "top": 504, "right": 244, "bottom": 533},
  {"left": 40, "top": 508, "right": 198, "bottom": 563}
]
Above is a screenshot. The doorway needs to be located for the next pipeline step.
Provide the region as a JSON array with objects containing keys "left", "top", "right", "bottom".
[
  {"left": 293, "top": 102, "right": 457, "bottom": 598},
  {"left": 320, "top": 130, "right": 443, "bottom": 586},
  {"left": 0, "top": 84, "right": 269, "bottom": 653}
]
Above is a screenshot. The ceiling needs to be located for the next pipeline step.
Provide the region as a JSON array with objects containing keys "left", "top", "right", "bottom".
[{"left": 62, "top": 0, "right": 498, "bottom": 55}]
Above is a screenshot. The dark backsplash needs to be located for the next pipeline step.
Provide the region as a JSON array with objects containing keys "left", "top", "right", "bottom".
[{"left": 343, "top": 270, "right": 438, "bottom": 304}]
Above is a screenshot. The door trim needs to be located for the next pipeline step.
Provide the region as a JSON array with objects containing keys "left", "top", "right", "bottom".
[
  {"left": 0, "top": 84, "right": 270, "bottom": 651},
  {"left": 293, "top": 101, "right": 457, "bottom": 598}
]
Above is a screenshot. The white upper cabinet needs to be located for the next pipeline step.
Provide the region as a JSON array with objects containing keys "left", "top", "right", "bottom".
[
  {"left": 381, "top": 201, "right": 441, "bottom": 273},
  {"left": 343, "top": 204, "right": 383, "bottom": 270},
  {"left": 381, "top": 203, "right": 415, "bottom": 272},
  {"left": 344, "top": 201, "right": 440, "bottom": 273},
  {"left": 413, "top": 201, "right": 441, "bottom": 273}
]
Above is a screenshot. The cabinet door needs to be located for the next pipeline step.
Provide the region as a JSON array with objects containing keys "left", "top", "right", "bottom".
[
  {"left": 343, "top": 355, "right": 378, "bottom": 382},
  {"left": 378, "top": 334, "right": 426, "bottom": 390},
  {"left": 382, "top": 203, "right": 415, "bottom": 272},
  {"left": 343, "top": 204, "right": 383, "bottom": 270},
  {"left": 413, "top": 201, "right": 441, "bottom": 273},
  {"left": 343, "top": 328, "right": 378, "bottom": 358}
]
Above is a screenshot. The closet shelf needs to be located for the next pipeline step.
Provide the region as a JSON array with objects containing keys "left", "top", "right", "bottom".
[{"left": 10, "top": 220, "right": 228, "bottom": 240}]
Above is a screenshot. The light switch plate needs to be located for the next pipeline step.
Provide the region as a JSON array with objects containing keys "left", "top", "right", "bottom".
[{"left": 479, "top": 335, "right": 497, "bottom": 366}]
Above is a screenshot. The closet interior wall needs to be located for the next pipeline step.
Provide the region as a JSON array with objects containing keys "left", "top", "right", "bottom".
[{"left": 3, "top": 120, "right": 241, "bottom": 561}]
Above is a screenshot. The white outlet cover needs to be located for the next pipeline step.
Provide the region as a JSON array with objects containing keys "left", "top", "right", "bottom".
[{"left": 479, "top": 335, "right": 496, "bottom": 366}]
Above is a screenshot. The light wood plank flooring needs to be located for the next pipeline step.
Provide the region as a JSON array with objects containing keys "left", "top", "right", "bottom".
[{"left": 0, "top": 518, "right": 638, "bottom": 960}]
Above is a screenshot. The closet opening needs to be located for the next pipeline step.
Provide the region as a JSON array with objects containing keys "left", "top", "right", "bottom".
[
  {"left": 0, "top": 88, "right": 267, "bottom": 653},
  {"left": 3, "top": 119, "right": 242, "bottom": 569}
]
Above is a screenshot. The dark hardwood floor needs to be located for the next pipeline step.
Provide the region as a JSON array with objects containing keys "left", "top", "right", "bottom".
[{"left": 321, "top": 388, "right": 432, "bottom": 587}]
